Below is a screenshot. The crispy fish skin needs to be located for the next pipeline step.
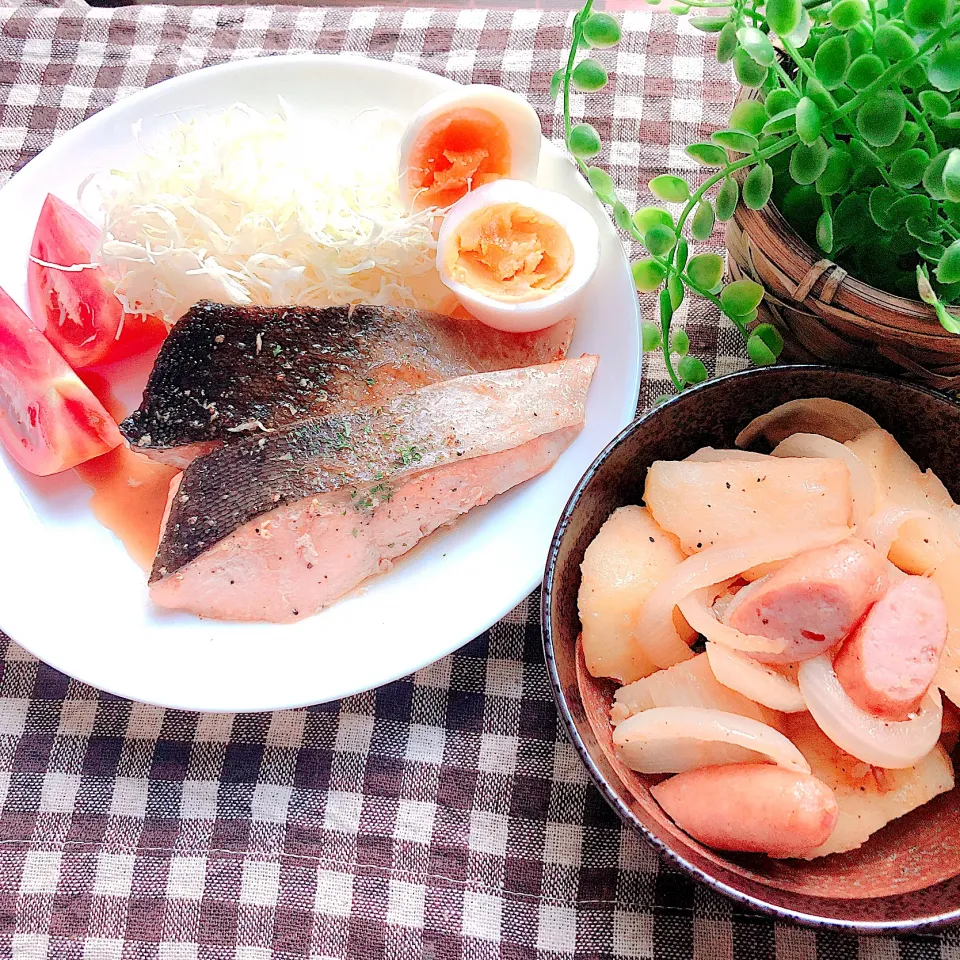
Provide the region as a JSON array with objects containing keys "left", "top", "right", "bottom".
[
  {"left": 121, "top": 301, "right": 575, "bottom": 466},
  {"left": 149, "top": 356, "right": 597, "bottom": 621}
]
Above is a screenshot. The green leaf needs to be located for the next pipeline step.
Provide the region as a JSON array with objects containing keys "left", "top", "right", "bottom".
[
  {"left": 711, "top": 129, "right": 759, "bottom": 153},
  {"left": 549, "top": 69, "right": 564, "bottom": 99},
  {"left": 886, "top": 193, "right": 932, "bottom": 227},
  {"left": 743, "top": 163, "right": 774, "bottom": 209},
  {"left": 906, "top": 215, "right": 942, "bottom": 243},
  {"left": 833, "top": 192, "right": 870, "bottom": 242},
  {"left": 734, "top": 47, "right": 769, "bottom": 88},
  {"left": 765, "top": 0, "right": 802, "bottom": 36},
  {"left": 689, "top": 15, "right": 729, "bottom": 32},
  {"left": 869, "top": 185, "right": 898, "bottom": 228},
  {"left": 715, "top": 177, "right": 740, "bottom": 221},
  {"left": 877, "top": 121, "right": 920, "bottom": 163},
  {"left": 846, "top": 54, "right": 884, "bottom": 90},
  {"left": 645, "top": 225, "right": 677, "bottom": 256},
  {"left": 587, "top": 166, "right": 617, "bottom": 204},
  {"left": 928, "top": 39, "right": 960, "bottom": 93},
  {"left": 669, "top": 4, "right": 691, "bottom": 14},
  {"left": 813, "top": 35, "right": 850, "bottom": 90},
  {"left": 747, "top": 331, "right": 778, "bottom": 365},
  {"left": 796, "top": 97, "right": 822, "bottom": 145},
  {"left": 923, "top": 149, "right": 954, "bottom": 200},
  {"left": 716, "top": 21, "right": 739, "bottom": 63},
  {"left": 857, "top": 92, "right": 906, "bottom": 147},
  {"left": 614, "top": 202, "right": 634, "bottom": 235},
  {"left": 572, "top": 59, "right": 609, "bottom": 92},
  {"left": 582, "top": 12, "right": 622, "bottom": 48},
  {"left": 874, "top": 22, "right": 918, "bottom": 61},
  {"left": 568, "top": 123, "right": 602, "bottom": 158},
  {"left": 678, "top": 355, "right": 709, "bottom": 385},
  {"left": 641, "top": 320, "right": 663, "bottom": 351},
  {"left": 632, "top": 259, "right": 667, "bottom": 292},
  {"left": 692, "top": 200, "right": 716, "bottom": 240},
  {"left": 830, "top": 0, "right": 867, "bottom": 29},
  {"left": 817, "top": 146, "right": 853, "bottom": 195},
  {"left": 789, "top": 137, "right": 829, "bottom": 185},
  {"left": 687, "top": 252, "right": 725, "bottom": 288},
  {"left": 918, "top": 267, "right": 960, "bottom": 333},
  {"left": 721, "top": 278, "right": 765, "bottom": 314},
  {"left": 919, "top": 90, "right": 951, "bottom": 119},
  {"left": 685, "top": 142, "right": 729, "bottom": 166},
  {"left": 736, "top": 26, "right": 776, "bottom": 66},
  {"left": 905, "top": 0, "right": 948, "bottom": 30},
  {"left": 676, "top": 238, "right": 689, "bottom": 271},
  {"left": 936, "top": 240, "right": 960, "bottom": 285},
  {"left": 889, "top": 148, "right": 931, "bottom": 189},
  {"left": 671, "top": 328, "right": 690, "bottom": 356},
  {"left": 729, "top": 100, "right": 768, "bottom": 135},
  {"left": 945, "top": 113, "right": 960, "bottom": 130},
  {"left": 945, "top": 151, "right": 960, "bottom": 203},
  {"left": 753, "top": 322, "right": 784, "bottom": 356},
  {"left": 765, "top": 89, "right": 798, "bottom": 118},
  {"left": 649, "top": 175, "right": 690, "bottom": 203},
  {"left": 816, "top": 210, "right": 834, "bottom": 253},
  {"left": 633, "top": 206, "right": 674, "bottom": 233},
  {"left": 787, "top": 8, "right": 813, "bottom": 48},
  {"left": 763, "top": 107, "right": 798, "bottom": 134},
  {"left": 669, "top": 273, "right": 685, "bottom": 308}
]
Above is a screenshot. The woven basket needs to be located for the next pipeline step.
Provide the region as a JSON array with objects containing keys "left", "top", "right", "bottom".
[{"left": 725, "top": 91, "right": 960, "bottom": 391}]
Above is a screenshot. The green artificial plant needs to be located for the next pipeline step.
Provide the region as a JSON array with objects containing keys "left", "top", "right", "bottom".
[{"left": 555, "top": 0, "right": 960, "bottom": 392}]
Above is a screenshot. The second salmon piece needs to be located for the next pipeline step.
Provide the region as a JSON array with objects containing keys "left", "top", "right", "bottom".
[
  {"left": 121, "top": 300, "right": 575, "bottom": 466},
  {"left": 150, "top": 356, "right": 597, "bottom": 622}
]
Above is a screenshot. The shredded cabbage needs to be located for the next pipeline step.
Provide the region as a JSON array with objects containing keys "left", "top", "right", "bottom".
[{"left": 89, "top": 104, "right": 447, "bottom": 325}]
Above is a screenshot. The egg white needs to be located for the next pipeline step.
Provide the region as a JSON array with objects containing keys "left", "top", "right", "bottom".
[
  {"left": 398, "top": 85, "right": 542, "bottom": 209},
  {"left": 436, "top": 179, "right": 601, "bottom": 333}
]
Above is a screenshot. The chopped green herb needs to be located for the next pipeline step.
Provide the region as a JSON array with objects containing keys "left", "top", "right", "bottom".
[
  {"left": 271, "top": 343, "right": 283, "bottom": 357},
  {"left": 397, "top": 444, "right": 423, "bottom": 466}
]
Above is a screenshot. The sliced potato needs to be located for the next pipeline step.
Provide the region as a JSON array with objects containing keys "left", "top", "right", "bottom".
[
  {"left": 611, "top": 652, "right": 783, "bottom": 728},
  {"left": 785, "top": 713, "right": 954, "bottom": 858},
  {"left": 644, "top": 458, "right": 852, "bottom": 554},
  {"left": 578, "top": 506, "right": 693, "bottom": 683}
]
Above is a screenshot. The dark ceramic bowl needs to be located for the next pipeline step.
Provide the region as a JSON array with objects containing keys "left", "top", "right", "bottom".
[{"left": 542, "top": 365, "right": 960, "bottom": 934}]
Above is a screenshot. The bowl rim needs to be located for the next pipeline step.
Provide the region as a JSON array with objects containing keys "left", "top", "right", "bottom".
[{"left": 540, "top": 363, "right": 960, "bottom": 934}]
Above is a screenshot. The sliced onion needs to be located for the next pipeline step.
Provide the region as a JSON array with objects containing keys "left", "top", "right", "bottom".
[
  {"left": 797, "top": 655, "right": 943, "bottom": 769},
  {"left": 686, "top": 447, "right": 772, "bottom": 463},
  {"left": 635, "top": 525, "right": 851, "bottom": 668},
  {"left": 772, "top": 433, "right": 876, "bottom": 530},
  {"left": 859, "top": 506, "right": 940, "bottom": 559},
  {"left": 612, "top": 706, "right": 810, "bottom": 774},
  {"left": 737, "top": 399, "right": 880, "bottom": 449},
  {"left": 678, "top": 589, "right": 786, "bottom": 655},
  {"left": 706, "top": 642, "right": 806, "bottom": 713}
]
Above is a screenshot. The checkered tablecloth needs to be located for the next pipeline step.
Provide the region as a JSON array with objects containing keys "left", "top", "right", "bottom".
[{"left": 0, "top": 1, "right": 950, "bottom": 957}]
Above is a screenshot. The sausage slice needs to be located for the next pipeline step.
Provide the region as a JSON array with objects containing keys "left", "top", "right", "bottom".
[
  {"left": 724, "top": 540, "right": 888, "bottom": 664},
  {"left": 833, "top": 576, "right": 948, "bottom": 721}
]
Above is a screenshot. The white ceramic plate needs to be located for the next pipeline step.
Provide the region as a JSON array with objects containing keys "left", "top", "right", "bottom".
[{"left": 0, "top": 55, "right": 641, "bottom": 711}]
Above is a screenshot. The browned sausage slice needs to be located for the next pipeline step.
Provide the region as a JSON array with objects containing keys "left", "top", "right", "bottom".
[
  {"left": 651, "top": 763, "right": 839, "bottom": 856},
  {"left": 833, "top": 576, "right": 948, "bottom": 721},
  {"left": 724, "top": 540, "right": 888, "bottom": 664}
]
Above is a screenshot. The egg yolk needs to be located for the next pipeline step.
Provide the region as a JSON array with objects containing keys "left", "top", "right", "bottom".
[
  {"left": 445, "top": 203, "right": 575, "bottom": 302},
  {"left": 407, "top": 108, "right": 511, "bottom": 210}
]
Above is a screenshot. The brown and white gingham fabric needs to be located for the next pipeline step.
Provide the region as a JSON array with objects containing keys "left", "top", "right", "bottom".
[{"left": 0, "top": 2, "right": 952, "bottom": 957}]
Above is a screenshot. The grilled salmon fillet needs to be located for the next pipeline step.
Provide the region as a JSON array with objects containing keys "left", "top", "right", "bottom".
[
  {"left": 150, "top": 356, "right": 597, "bottom": 622},
  {"left": 121, "top": 301, "right": 575, "bottom": 467}
]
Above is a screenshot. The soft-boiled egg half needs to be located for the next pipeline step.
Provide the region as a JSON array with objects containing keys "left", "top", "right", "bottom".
[
  {"left": 437, "top": 179, "right": 601, "bottom": 333},
  {"left": 399, "top": 85, "right": 542, "bottom": 211}
]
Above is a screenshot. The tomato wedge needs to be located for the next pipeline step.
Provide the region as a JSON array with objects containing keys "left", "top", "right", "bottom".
[
  {"left": 28, "top": 194, "right": 166, "bottom": 368},
  {"left": 0, "top": 285, "right": 122, "bottom": 476}
]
